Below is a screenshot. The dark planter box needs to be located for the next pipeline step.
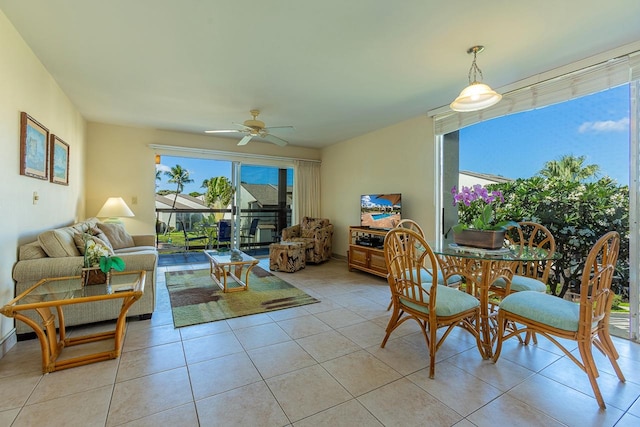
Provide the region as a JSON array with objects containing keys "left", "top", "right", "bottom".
[{"left": 453, "top": 229, "right": 506, "bottom": 250}]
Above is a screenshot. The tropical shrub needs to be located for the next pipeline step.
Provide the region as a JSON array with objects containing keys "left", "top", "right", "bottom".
[{"left": 457, "top": 176, "right": 629, "bottom": 298}]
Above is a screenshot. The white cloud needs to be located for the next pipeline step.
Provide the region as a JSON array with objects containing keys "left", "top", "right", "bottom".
[{"left": 578, "top": 117, "right": 629, "bottom": 133}]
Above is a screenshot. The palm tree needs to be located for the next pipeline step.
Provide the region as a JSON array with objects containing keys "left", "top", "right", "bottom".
[
  {"left": 202, "top": 176, "right": 234, "bottom": 221},
  {"left": 164, "top": 165, "right": 194, "bottom": 234},
  {"left": 538, "top": 154, "right": 600, "bottom": 182},
  {"left": 155, "top": 169, "right": 162, "bottom": 188}
]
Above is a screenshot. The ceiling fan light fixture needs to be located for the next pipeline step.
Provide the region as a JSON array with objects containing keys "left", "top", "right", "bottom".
[
  {"left": 450, "top": 45, "right": 502, "bottom": 112},
  {"left": 204, "top": 110, "right": 291, "bottom": 146}
]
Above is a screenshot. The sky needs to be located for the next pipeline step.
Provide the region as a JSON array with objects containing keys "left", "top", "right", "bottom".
[
  {"left": 460, "top": 84, "right": 630, "bottom": 185},
  {"left": 156, "top": 158, "right": 293, "bottom": 194}
]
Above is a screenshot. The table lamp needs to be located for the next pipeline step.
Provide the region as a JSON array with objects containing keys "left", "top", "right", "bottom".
[{"left": 97, "top": 197, "right": 135, "bottom": 223}]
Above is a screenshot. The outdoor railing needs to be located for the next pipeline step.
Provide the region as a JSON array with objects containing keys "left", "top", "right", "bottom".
[{"left": 155, "top": 207, "right": 291, "bottom": 251}]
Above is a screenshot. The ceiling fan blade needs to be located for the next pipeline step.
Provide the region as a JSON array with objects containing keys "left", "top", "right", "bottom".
[
  {"left": 264, "top": 126, "right": 295, "bottom": 131},
  {"left": 237, "top": 135, "right": 253, "bottom": 146},
  {"left": 205, "top": 129, "right": 242, "bottom": 134},
  {"left": 263, "top": 133, "right": 288, "bottom": 146}
]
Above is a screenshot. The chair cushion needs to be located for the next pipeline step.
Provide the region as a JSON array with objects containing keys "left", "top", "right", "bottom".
[
  {"left": 400, "top": 285, "right": 479, "bottom": 317},
  {"left": 493, "top": 275, "right": 547, "bottom": 293},
  {"left": 287, "top": 237, "right": 314, "bottom": 249},
  {"left": 499, "top": 291, "right": 581, "bottom": 332}
]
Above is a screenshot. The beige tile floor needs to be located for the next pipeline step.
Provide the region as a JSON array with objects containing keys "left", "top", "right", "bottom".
[{"left": 1, "top": 258, "right": 640, "bottom": 426}]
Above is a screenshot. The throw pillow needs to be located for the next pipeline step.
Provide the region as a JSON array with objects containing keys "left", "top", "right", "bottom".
[
  {"left": 73, "top": 232, "right": 114, "bottom": 255},
  {"left": 38, "top": 228, "right": 81, "bottom": 258},
  {"left": 89, "top": 227, "right": 113, "bottom": 250},
  {"left": 97, "top": 222, "right": 135, "bottom": 250}
]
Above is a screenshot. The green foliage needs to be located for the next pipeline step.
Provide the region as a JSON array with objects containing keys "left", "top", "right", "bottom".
[
  {"left": 165, "top": 165, "right": 194, "bottom": 194},
  {"left": 479, "top": 176, "right": 629, "bottom": 298},
  {"left": 202, "top": 176, "right": 235, "bottom": 220},
  {"left": 611, "top": 293, "right": 623, "bottom": 310},
  {"left": 538, "top": 154, "right": 600, "bottom": 182},
  {"left": 99, "top": 255, "right": 125, "bottom": 273}
]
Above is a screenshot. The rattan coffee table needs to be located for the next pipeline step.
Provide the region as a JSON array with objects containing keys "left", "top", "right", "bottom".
[
  {"left": 0, "top": 270, "right": 145, "bottom": 373},
  {"left": 204, "top": 250, "right": 258, "bottom": 292}
]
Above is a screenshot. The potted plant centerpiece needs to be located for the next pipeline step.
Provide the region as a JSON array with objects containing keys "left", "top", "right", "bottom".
[
  {"left": 82, "top": 236, "right": 125, "bottom": 285},
  {"left": 450, "top": 184, "right": 519, "bottom": 249}
]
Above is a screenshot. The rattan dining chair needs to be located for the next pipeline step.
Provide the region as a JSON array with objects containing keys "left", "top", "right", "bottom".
[
  {"left": 491, "top": 221, "right": 556, "bottom": 296},
  {"left": 493, "top": 231, "right": 624, "bottom": 408},
  {"left": 490, "top": 221, "right": 556, "bottom": 344},
  {"left": 382, "top": 227, "right": 483, "bottom": 378},
  {"left": 396, "top": 219, "right": 425, "bottom": 236},
  {"left": 386, "top": 220, "right": 462, "bottom": 310}
]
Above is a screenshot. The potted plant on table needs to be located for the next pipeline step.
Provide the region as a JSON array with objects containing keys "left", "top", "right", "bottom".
[
  {"left": 82, "top": 237, "right": 125, "bottom": 285},
  {"left": 450, "top": 184, "right": 519, "bottom": 249}
]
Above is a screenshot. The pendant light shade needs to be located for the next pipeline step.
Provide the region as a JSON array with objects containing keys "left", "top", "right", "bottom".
[{"left": 450, "top": 46, "right": 502, "bottom": 112}]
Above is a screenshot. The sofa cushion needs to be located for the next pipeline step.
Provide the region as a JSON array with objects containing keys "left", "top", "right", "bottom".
[
  {"left": 19, "top": 241, "right": 48, "bottom": 260},
  {"left": 97, "top": 222, "right": 135, "bottom": 249},
  {"left": 114, "top": 246, "right": 157, "bottom": 254},
  {"left": 38, "top": 228, "right": 81, "bottom": 258}
]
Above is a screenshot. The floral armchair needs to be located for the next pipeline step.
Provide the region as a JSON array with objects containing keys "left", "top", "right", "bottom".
[{"left": 281, "top": 217, "right": 334, "bottom": 264}]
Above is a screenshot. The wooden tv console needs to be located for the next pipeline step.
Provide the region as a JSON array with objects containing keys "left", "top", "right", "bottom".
[{"left": 347, "top": 226, "right": 388, "bottom": 278}]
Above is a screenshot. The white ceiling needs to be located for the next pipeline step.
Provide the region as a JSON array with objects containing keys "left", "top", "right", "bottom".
[{"left": 2, "top": 1, "right": 640, "bottom": 148}]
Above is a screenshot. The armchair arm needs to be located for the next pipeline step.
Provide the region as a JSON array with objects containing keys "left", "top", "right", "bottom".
[{"left": 282, "top": 224, "right": 301, "bottom": 240}]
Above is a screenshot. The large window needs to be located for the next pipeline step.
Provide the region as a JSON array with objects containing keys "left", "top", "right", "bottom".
[{"left": 437, "top": 83, "right": 637, "bottom": 341}]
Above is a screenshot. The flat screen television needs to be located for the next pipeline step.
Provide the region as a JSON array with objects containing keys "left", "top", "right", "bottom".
[{"left": 360, "top": 193, "right": 402, "bottom": 229}]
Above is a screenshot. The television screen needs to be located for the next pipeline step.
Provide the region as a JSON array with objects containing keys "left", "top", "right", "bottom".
[{"left": 360, "top": 193, "right": 402, "bottom": 229}]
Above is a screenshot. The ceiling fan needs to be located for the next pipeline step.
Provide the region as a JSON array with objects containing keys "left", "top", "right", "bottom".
[{"left": 205, "top": 110, "right": 293, "bottom": 146}]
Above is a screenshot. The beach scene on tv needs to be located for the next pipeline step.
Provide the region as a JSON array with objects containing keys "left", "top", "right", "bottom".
[{"left": 360, "top": 194, "right": 402, "bottom": 229}]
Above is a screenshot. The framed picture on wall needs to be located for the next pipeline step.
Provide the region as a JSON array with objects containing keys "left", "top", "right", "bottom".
[
  {"left": 19, "top": 112, "right": 49, "bottom": 180},
  {"left": 50, "top": 135, "right": 69, "bottom": 185}
]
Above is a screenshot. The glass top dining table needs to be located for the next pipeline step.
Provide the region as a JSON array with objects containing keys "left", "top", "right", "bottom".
[{"left": 428, "top": 241, "right": 561, "bottom": 358}]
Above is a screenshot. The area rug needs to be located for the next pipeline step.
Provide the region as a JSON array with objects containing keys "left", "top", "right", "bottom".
[{"left": 165, "top": 266, "right": 320, "bottom": 327}]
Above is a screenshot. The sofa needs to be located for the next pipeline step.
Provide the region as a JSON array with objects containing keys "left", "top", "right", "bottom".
[
  {"left": 281, "top": 217, "right": 333, "bottom": 264},
  {"left": 12, "top": 217, "right": 157, "bottom": 336}
]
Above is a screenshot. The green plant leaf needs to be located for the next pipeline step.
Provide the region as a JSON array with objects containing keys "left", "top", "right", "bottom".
[
  {"left": 110, "top": 257, "right": 126, "bottom": 272},
  {"left": 99, "top": 256, "right": 126, "bottom": 273}
]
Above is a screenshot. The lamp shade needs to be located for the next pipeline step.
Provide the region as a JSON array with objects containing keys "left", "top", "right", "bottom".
[
  {"left": 97, "top": 197, "right": 135, "bottom": 219},
  {"left": 450, "top": 82, "right": 502, "bottom": 112}
]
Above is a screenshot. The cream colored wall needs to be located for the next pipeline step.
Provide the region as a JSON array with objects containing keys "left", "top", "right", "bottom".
[
  {"left": 86, "top": 122, "right": 321, "bottom": 235},
  {"left": 0, "top": 11, "right": 86, "bottom": 343},
  {"left": 321, "top": 115, "right": 436, "bottom": 258}
]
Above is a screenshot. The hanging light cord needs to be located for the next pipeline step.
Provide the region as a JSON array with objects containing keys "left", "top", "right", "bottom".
[{"left": 468, "top": 47, "right": 484, "bottom": 84}]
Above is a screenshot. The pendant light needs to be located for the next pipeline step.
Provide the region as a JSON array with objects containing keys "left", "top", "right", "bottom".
[{"left": 450, "top": 45, "right": 502, "bottom": 112}]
